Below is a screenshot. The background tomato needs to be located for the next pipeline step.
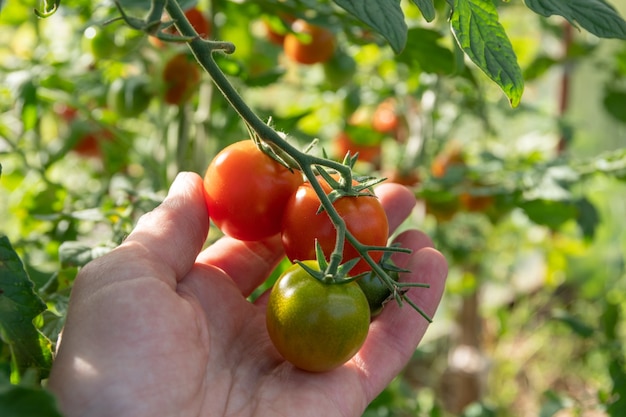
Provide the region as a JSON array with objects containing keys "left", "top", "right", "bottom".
[
  {"left": 333, "top": 130, "right": 381, "bottom": 166},
  {"left": 266, "top": 261, "right": 370, "bottom": 372},
  {"left": 107, "top": 76, "right": 153, "bottom": 117},
  {"left": 162, "top": 52, "right": 201, "bottom": 105},
  {"left": 150, "top": 7, "right": 211, "bottom": 47},
  {"left": 323, "top": 48, "right": 357, "bottom": 89},
  {"left": 372, "top": 99, "right": 400, "bottom": 134},
  {"left": 82, "top": 25, "right": 117, "bottom": 59},
  {"left": 204, "top": 140, "right": 303, "bottom": 241},
  {"left": 283, "top": 20, "right": 335, "bottom": 65},
  {"left": 281, "top": 176, "right": 389, "bottom": 275}
]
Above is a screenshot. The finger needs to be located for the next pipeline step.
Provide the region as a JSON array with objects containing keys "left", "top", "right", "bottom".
[
  {"left": 195, "top": 235, "right": 285, "bottom": 297},
  {"left": 116, "top": 172, "right": 210, "bottom": 285},
  {"left": 374, "top": 183, "right": 417, "bottom": 234},
  {"left": 353, "top": 229, "right": 448, "bottom": 401}
]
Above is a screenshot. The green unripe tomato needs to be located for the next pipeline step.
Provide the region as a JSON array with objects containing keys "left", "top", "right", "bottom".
[
  {"left": 323, "top": 48, "right": 357, "bottom": 89},
  {"left": 357, "top": 269, "right": 399, "bottom": 317},
  {"left": 107, "top": 76, "right": 153, "bottom": 118},
  {"left": 83, "top": 25, "right": 117, "bottom": 59},
  {"left": 266, "top": 261, "right": 370, "bottom": 372}
]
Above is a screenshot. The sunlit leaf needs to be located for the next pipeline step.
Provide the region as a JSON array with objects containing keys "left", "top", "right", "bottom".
[
  {"left": 450, "top": 0, "right": 524, "bottom": 107},
  {"left": 411, "top": 0, "right": 436, "bottom": 22}
]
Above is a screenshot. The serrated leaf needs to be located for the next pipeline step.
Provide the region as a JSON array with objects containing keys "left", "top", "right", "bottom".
[
  {"left": 450, "top": 0, "right": 524, "bottom": 107},
  {"left": 524, "top": 0, "right": 626, "bottom": 40},
  {"left": 0, "top": 236, "right": 50, "bottom": 379},
  {"left": 411, "top": 0, "right": 436, "bottom": 22},
  {"left": 333, "top": 0, "right": 407, "bottom": 53},
  {"left": 0, "top": 379, "right": 64, "bottom": 417}
]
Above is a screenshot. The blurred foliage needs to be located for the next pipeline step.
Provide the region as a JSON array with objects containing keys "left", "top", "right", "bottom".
[{"left": 1, "top": 0, "right": 626, "bottom": 416}]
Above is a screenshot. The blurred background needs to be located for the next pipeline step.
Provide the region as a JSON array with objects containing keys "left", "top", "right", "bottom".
[{"left": 1, "top": 0, "right": 625, "bottom": 416}]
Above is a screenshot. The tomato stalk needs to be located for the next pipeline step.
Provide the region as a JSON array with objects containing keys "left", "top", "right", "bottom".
[{"left": 162, "top": 0, "right": 430, "bottom": 319}]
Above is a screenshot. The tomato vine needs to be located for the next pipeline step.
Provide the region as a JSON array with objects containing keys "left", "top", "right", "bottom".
[{"left": 154, "top": 0, "right": 432, "bottom": 321}]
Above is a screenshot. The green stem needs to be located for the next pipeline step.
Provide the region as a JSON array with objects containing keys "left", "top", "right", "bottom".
[{"left": 163, "top": 1, "right": 430, "bottom": 316}]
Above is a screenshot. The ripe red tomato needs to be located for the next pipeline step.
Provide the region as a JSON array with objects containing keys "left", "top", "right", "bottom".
[
  {"left": 372, "top": 100, "right": 400, "bottom": 134},
  {"left": 283, "top": 20, "right": 335, "bottom": 65},
  {"left": 203, "top": 140, "right": 303, "bottom": 241},
  {"left": 73, "top": 128, "right": 114, "bottom": 158},
  {"left": 333, "top": 131, "right": 381, "bottom": 166},
  {"left": 266, "top": 261, "right": 370, "bottom": 372},
  {"left": 281, "top": 176, "right": 389, "bottom": 275},
  {"left": 162, "top": 53, "right": 201, "bottom": 105}
]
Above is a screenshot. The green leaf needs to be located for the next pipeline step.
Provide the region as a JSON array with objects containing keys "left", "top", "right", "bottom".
[
  {"left": 333, "top": 0, "right": 407, "bottom": 53},
  {"left": 0, "top": 378, "right": 64, "bottom": 417},
  {"left": 450, "top": 0, "right": 524, "bottom": 107},
  {"left": 520, "top": 199, "right": 578, "bottom": 230},
  {"left": 0, "top": 236, "right": 51, "bottom": 379},
  {"left": 397, "top": 28, "right": 456, "bottom": 74},
  {"left": 524, "top": 0, "right": 626, "bottom": 40},
  {"left": 411, "top": 0, "right": 436, "bottom": 22},
  {"left": 574, "top": 197, "right": 600, "bottom": 240},
  {"left": 551, "top": 310, "right": 595, "bottom": 338},
  {"left": 603, "top": 88, "right": 626, "bottom": 123}
]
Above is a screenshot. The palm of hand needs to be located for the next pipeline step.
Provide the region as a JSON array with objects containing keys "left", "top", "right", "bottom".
[{"left": 49, "top": 173, "right": 446, "bottom": 417}]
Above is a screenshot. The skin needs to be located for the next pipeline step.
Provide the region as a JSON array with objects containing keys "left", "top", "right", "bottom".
[{"left": 48, "top": 171, "right": 448, "bottom": 417}]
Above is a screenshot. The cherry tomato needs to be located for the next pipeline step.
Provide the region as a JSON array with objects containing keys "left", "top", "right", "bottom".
[
  {"left": 372, "top": 100, "right": 400, "bottom": 134},
  {"left": 283, "top": 20, "right": 335, "bottom": 65},
  {"left": 357, "top": 269, "right": 399, "bottom": 317},
  {"left": 333, "top": 131, "right": 381, "bottom": 166},
  {"left": 107, "top": 76, "right": 153, "bottom": 118},
  {"left": 281, "top": 176, "right": 389, "bottom": 275},
  {"left": 72, "top": 128, "right": 114, "bottom": 158},
  {"left": 431, "top": 143, "right": 466, "bottom": 178},
  {"left": 323, "top": 49, "right": 357, "bottom": 89},
  {"left": 162, "top": 53, "right": 201, "bottom": 105},
  {"left": 266, "top": 261, "right": 370, "bottom": 372},
  {"left": 459, "top": 191, "right": 494, "bottom": 212},
  {"left": 204, "top": 140, "right": 303, "bottom": 241},
  {"left": 83, "top": 25, "right": 117, "bottom": 59}
]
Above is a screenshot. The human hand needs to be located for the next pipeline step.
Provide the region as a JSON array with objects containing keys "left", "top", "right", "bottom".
[{"left": 48, "top": 172, "right": 447, "bottom": 417}]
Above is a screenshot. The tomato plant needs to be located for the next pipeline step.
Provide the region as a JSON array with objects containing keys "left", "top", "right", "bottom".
[
  {"left": 283, "top": 19, "right": 335, "bottom": 65},
  {"left": 281, "top": 176, "right": 389, "bottom": 275},
  {"left": 266, "top": 261, "right": 370, "bottom": 372},
  {"left": 162, "top": 52, "right": 201, "bottom": 105},
  {"left": 107, "top": 76, "right": 153, "bottom": 117},
  {"left": 203, "top": 140, "right": 303, "bottom": 241}
]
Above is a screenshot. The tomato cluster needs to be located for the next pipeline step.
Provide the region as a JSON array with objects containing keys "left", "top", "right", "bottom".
[{"left": 203, "top": 139, "right": 395, "bottom": 372}]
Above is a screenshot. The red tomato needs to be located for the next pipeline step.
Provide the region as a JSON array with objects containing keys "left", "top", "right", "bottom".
[
  {"left": 372, "top": 100, "right": 400, "bottom": 134},
  {"left": 281, "top": 176, "right": 389, "bottom": 275},
  {"left": 204, "top": 140, "right": 303, "bottom": 241},
  {"left": 283, "top": 20, "right": 335, "bottom": 65},
  {"left": 162, "top": 53, "right": 201, "bottom": 105},
  {"left": 150, "top": 7, "right": 211, "bottom": 47},
  {"left": 333, "top": 131, "right": 381, "bottom": 166}
]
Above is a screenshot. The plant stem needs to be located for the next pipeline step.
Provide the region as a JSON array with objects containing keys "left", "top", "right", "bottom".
[{"left": 163, "top": 2, "right": 430, "bottom": 318}]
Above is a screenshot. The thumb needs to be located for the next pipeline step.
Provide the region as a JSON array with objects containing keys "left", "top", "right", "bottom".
[{"left": 122, "top": 172, "right": 210, "bottom": 280}]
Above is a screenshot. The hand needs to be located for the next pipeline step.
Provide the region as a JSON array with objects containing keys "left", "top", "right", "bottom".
[{"left": 48, "top": 172, "right": 447, "bottom": 417}]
